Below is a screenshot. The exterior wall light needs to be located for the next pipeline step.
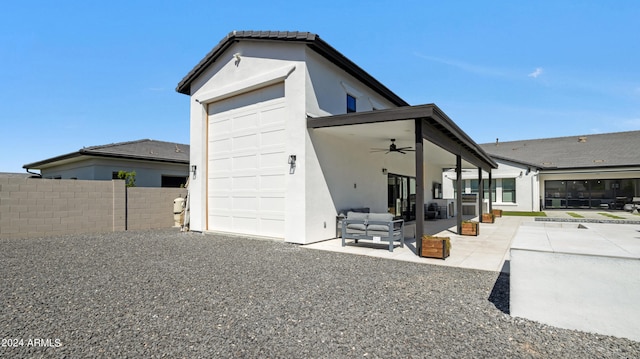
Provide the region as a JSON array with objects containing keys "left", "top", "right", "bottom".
[
  {"left": 191, "top": 165, "right": 197, "bottom": 179},
  {"left": 288, "top": 155, "right": 296, "bottom": 174},
  {"left": 382, "top": 168, "right": 388, "bottom": 175}
]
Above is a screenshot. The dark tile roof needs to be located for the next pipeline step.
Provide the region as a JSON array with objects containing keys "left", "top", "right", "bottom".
[
  {"left": 176, "top": 30, "right": 408, "bottom": 107},
  {"left": 480, "top": 130, "right": 640, "bottom": 170},
  {"left": 23, "top": 139, "right": 189, "bottom": 169}
]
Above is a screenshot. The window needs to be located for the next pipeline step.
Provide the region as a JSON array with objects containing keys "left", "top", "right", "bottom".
[
  {"left": 502, "top": 178, "right": 516, "bottom": 203},
  {"left": 161, "top": 175, "right": 188, "bottom": 188},
  {"left": 484, "top": 179, "right": 496, "bottom": 202},
  {"left": 346, "top": 94, "right": 356, "bottom": 113}
]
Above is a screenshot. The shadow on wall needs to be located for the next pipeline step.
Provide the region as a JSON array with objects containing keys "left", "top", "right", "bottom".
[{"left": 488, "top": 261, "right": 510, "bottom": 315}]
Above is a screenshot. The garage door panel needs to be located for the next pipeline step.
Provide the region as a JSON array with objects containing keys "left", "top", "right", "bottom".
[
  {"left": 232, "top": 154, "right": 258, "bottom": 170},
  {"left": 261, "top": 196, "right": 285, "bottom": 212},
  {"left": 233, "top": 133, "right": 258, "bottom": 151},
  {"left": 210, "top": 118, "right": 232, "bottom": 134},
  {"left": 233, "top": 175, "right": 258, "bottom": 190},
  {"left": 231, "top": 215, "right": 258, "bottom": 234},
  {"left": 210, "top": 157, "right": 231, "bottom": 171},
  {"left": 260, "top": 174, "right": 285, "bottom": 190},
  {"left": 259, "top": 151, "right": 285, "bottom": 169},
  {"left": 207, "top": 83, "right": 286, "bottom": 238},
  {"left": 233, "top": 196, "right": 258, "bottom": 211},
  {"left": 261, "top": 129, "right": 286, "bottom": 147},
  {"left": 208, "top": 83, "right": 284, "bottom": 116},
  {"left": 260, "top": 218, "right": 284, "bottom": 237}
]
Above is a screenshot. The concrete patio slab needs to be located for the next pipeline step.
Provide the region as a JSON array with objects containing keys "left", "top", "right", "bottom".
[
  {"left": 304, "top": 209, "right": 640, "bottom": 273},
  {"left": 305, "top": 215, "right": 532, "bottom": 273},
  {"left": 510, "top": 220, "right": 640, "bottom": 342}
]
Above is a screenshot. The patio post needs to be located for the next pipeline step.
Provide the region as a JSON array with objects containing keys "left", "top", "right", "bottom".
[
  {"left": 456, "top": 155, "right": 462, "bottom": 235},
  {"left": 415, "top": 119, "right": 424, "bottom": 253},
  {"left": 478, "top": 167, "right": 483, "bottom": 216}
]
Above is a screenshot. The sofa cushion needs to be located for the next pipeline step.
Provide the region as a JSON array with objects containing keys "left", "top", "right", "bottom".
[
  {"left": 347, "top": 211, "right": 369, "bottom": 221},
  {"left": 367, "top": 212, "right": 394, "bottom": 232},
  {"left": 346, "top": 211, "right": 368, "bottom": 230},
  {"left": 367, "top": 212, "right": 393, "bottom": 222},
  {"left": 346, "top": 223, "right": 367, "bottom": 231}
]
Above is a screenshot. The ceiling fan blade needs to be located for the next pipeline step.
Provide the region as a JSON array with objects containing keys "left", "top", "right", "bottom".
[{"left": 396, "top": 147, "right": 415, "bottom": 151}]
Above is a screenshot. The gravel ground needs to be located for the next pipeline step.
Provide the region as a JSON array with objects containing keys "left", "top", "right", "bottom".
[{"left": 1, "top": 229, "right": 638, "bottom": 358}]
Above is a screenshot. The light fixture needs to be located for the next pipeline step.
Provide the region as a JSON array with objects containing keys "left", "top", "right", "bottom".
[
  {"left": 288, "top": 155, "right": 296, "bottom": 174},
  {"left": 191, "top": 165, "right": 197, "bottom": 179},
  {"left": 382, "top": 168, "right": 388, "bottom": 175}
]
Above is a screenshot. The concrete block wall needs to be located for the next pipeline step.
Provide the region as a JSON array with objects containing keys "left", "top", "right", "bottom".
[
  {"left": 127, "top": 187, "right": 187, "bottom": 230},
  {"left": 0, "top": 178, "right": 186, "bottom": 238}
]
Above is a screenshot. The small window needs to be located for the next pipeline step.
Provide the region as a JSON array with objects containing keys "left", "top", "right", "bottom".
[
  {"left": 346, "top": 94, "right": 356, "bottom": 113},
  {"left": 162, "top": 175, "right": 188, "bottom": 188},
  {"left": 502, "top": 178, "right": 516, "bottom": 203}
]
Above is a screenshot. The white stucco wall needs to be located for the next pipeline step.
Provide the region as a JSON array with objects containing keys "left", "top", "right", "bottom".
[
  {"left": 302, "top": 49, "right": 409, "bottom": 243},
  {"left": 187, "top": 41, "right": 304, "bottom": 236},
  {"left": 442, "top": 159, "right": 540, "bottom": 212}
]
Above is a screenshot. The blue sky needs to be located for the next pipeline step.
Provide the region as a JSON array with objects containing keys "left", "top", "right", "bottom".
[{"left": 1, "top": 1, "right": 639, "bottom": 173}]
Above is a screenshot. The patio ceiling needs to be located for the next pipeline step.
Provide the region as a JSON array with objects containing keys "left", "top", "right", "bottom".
[
  {"left": 307, "top": 104, "right": 497, "bottom": 173},
  {"left": 309, "top": 119, "right": 468, "bottom": 170}
]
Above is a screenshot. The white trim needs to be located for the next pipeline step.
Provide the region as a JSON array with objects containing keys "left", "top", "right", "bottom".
[
  {"left": 196, "top": 64, "right": 296, "bottom": 104},
  {"left": 339, "top": 81, "right": 363, "bottom": 98}
]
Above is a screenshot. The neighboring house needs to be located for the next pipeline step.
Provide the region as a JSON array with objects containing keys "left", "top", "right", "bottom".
[
  {"left": 444, "top": 131, "right": 640, "bottom": 212},
  {"left": 0, "top": 172, "right": 35, "bottom": 179},
  {"left": 176, "top": 30, "right": 496, "bottom": 246},
  {"left": 23, "top": 139, "right": 189, "bottom": 188}
]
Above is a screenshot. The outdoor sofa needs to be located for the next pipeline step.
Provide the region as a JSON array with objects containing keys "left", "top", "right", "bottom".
[{"left": 341, "top": 211, "right": 405, "bottom": 252}]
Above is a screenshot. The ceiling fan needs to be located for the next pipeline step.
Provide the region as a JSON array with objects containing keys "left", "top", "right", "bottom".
[{"left": 370, "top": 139, "right": 415, "bottom": 154}]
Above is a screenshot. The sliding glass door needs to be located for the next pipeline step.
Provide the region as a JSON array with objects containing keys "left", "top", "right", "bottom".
[{"left": 387, "top": 173, "right": 416, "bottom": 221}]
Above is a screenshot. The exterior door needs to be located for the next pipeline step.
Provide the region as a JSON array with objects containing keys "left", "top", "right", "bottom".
[
  {"left": 206, "top": 83, "right": 287, "bottom": 238},
  {"left": 387, "top": 173, "right": 416, "bottom": 221}
]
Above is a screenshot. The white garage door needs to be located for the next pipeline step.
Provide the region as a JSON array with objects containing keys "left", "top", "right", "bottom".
[{"left": 207, "top": 83, "right": 287, "bottom": 238}]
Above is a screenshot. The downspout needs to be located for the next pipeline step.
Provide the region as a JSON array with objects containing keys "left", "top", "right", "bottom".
[{"left": 24, "top": 168, "right": 42, "bottom": 178}]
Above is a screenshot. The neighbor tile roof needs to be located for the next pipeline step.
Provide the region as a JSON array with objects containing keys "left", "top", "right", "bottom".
[
  {"left": 23, "top": 139, "right": 189, "bottom": 169},
  {"left": 479, "top": 130, "right": 640, "bottom": 170},
  {"left": 175, "top": 30, "right": 408, "bottom": 107}
]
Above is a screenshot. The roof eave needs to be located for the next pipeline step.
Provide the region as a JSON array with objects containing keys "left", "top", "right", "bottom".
[
  {"left": 24, "top": 151, "right": 188, "bottom": 170},
  {"left": 23, "top": 151, "right": 83, "bottom": 169},
  {"left": 175, "top": 31, "right": 409, "bottom": 107}
]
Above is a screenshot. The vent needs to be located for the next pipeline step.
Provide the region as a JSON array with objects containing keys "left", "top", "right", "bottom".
[{"left": 578, "top": 136, "right": 587, "bottom": 143}]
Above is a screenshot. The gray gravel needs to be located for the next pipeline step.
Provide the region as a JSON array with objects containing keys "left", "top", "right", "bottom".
[{"left": 1, "top": 229, "right": 638, "bottom": 358}]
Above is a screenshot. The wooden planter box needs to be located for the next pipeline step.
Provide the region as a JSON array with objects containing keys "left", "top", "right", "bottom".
[
  {"left": 481, "top": 213, "right": 495, "bottom": 223},
  {"left": 421, "top": 235, "right": 450, "bottom": 259},
  {"left": 461, "top": 221, "right": 479, "bottom": 236},
  {"left": 492, "top": 209, "right": 503, "bottom": 218}
]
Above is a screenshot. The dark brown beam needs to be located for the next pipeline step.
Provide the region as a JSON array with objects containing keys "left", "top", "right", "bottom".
[
  {"left": 456, "top": 155, "right": 463, "bottom": 235},
  {"left": 415, "top": 119, "right": 425, "bottom": 255}
]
